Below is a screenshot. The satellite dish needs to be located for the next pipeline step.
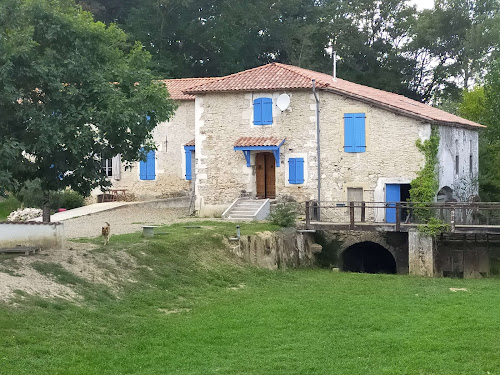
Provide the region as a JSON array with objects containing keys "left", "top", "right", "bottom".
[{"left": 276, "top": 94, "right": 290, "bottom": 111}]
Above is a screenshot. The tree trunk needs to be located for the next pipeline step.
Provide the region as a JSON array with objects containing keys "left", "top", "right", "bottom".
[{"left": 42, "top": 191, "right": 51, "bottom": 223}]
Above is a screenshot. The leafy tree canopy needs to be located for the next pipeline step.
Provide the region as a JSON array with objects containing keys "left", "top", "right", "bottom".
[
  {"left": 458, "top": 59, "right": 500, "bottom": 200},
  {"left": 0, "top": 0, "right": 176, "bottom": 203},
  {"left": 75, "top": 0, "right": 499, "bottom": 104}
]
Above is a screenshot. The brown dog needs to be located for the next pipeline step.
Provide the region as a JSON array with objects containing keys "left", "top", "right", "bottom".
[{"left": 102, "top": 222, "right": 111, "bottom": 245}]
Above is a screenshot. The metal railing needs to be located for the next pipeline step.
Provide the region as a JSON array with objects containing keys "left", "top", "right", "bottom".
[{"left": 304, "top": 201, "right": 500, "bottom": 231}]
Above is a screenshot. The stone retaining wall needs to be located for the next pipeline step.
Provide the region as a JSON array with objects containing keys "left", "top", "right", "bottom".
[{"left": 228, "top": 229, "right": 322, "bottom": 269}]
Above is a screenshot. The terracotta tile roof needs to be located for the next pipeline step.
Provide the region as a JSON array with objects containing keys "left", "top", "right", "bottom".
[
  {"left": 185, "top": 63, "right": 484, "bottom": 129},
  {"left": 161, "top": 77, "right": 219, "bottom": 101},
  {"left": 234, "top": 137, "right": 285, "bottom": 147},
  {"left": 184, "top": 139, "right": 195, "bottom": 147}
]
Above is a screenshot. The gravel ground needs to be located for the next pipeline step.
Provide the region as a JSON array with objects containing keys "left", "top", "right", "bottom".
[{"left": 63, "top": 204, "right": 198, "bottom": 239}]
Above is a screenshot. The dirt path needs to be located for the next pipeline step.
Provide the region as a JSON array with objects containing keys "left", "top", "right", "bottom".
[{"left": 63, "top": 204, "right": 193, "bottom": 239}]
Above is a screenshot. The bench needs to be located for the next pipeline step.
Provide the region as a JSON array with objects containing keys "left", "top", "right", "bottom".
[
  {"left": 0, "top": 246, "right": 40, "bottom": 255},
  {"left": 102, "top": 189, "right": 128, "bottom": 202}
]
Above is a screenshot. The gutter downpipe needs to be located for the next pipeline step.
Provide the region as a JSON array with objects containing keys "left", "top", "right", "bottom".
[{"left": 312, "top": 79, "right": 321, "bottom": 221}]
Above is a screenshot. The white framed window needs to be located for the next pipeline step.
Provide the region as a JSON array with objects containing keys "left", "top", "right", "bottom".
[{"left": 101, "top": 158, "right": 113, "bottom": 177}]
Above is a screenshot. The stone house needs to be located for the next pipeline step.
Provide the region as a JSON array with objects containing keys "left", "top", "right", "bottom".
[
  {"left": 95, "top": 63, "right": 483, "bottom": 223},
  {"left": 182, "top": 63, "right": 483, "bottom": 220}
]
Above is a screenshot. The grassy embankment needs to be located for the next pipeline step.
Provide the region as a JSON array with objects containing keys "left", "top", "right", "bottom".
[{"left": 1, "top": 221, "right": 499, "bottom": 374}]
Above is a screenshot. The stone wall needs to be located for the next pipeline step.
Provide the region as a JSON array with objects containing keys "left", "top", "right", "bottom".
[
  {"left": 195, "top": 91, "right": 319, "bottom": 214},
  {"left": 408, "top": 229, "right": 435, "bottom": 277},
  {"left": 93, "top": 101, "right": 195, "bottom": 201},
  {"left": 229, "top": 229, "right": 322, "bottom": 269},
  {"left": 437, "top": 125, "right": 479, "bottom": 201},
  {"left": 319, "top": 230, "right": 409, "bottom": 274},
  {"left": 194, "top": 89, "right": 436, "bottom": 216}
]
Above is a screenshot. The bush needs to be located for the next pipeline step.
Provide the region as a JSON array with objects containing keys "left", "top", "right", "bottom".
[
  {"left": 0, "top": 195, "right": 21, "bottom": 221},
  {"left": 418, "top": 217, "right": 450, "bottom": 236},
  {"left": 15, "top": 180, "right": 84, "bottom": 210},
  {"left": 60, "top": 190, "right": 85, "bottom": 209},
  {"left": 15, "top": 179, "right": 44, "bottom": 208},
  {"left": 269, "top": 204, "right": 297, "bottom": 227}
]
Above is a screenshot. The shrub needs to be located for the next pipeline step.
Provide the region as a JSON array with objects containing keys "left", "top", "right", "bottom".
[
  {"left": 15, "top": 180, "right": 84, "bottom": 210},
  {"left": 0, "top": 195, "right": 21, "bottom": 221},
  {"left": 15, "top": 179, "right": 44, "bottom": 208},
  {"left": 269, "top": 204, "right": 297, "bottom": 227},
  {"left": 418, "top": 217, "right": 450, "bottom": 236},
  {"left": 60, "top": 190, "right": 85, "bottom": 209}
]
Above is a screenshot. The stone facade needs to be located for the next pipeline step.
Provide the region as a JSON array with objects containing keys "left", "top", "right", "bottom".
[
  {"left": 194, "top": 89, "right": 462, "bottom": 218},
  {"left": 93, "top": 101, "right": 195, "bottom": 201},
  {"left": 437, "top": 125, "right": 479, "bottom": 200}
]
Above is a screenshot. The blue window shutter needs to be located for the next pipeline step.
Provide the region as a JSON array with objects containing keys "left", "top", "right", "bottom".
[
  {"left": 139, "top": 148, "right": 147, "bottom": 180},
  {"left": 289, "top": 158, "right": 304, "bottom": 184},
  {"left": 344, "top": 113, "right": 365, "bottom": 153},
  {"left": 146, "top": 150, "right": 155, "bottom": 180},
  {"left": 295, "top": 158, "right": 304, "bottom": 183},
  {"left": 253, "top": 98, "right": 262, "bottom": 125},
  {"left": 344, "top": 114, "right": 355, "bottom": 152},
  {"left": 262, "top": 98, "right": 273, "bottom": 124},
  {"left": 289, "top": 158, "right": 297, "bottom": 183},
  {"left": 354, "top": 113, "right": 366, "bottom": 153},
  {"left": 185, "top": 150, "right": 192, "bottom": 180}
]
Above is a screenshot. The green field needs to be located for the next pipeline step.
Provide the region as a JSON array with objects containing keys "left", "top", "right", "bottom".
[{"left": 1, "top": 222, "right": 499, "bottom": 374}]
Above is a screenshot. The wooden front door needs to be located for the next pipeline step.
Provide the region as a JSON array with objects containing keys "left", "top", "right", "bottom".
[{"left": 256, "top": 153, "right": 276, "bottom": 199}]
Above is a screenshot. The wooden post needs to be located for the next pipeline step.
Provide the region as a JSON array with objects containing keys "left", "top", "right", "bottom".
[
  {"left": 361, "top": 201, "right": 366, "bottom": 223},
  {"left": 396, "top": 202, "right": 401, "bottom": 232},
  {"left": 349, "top": 201, "right": 355, "bottom": 230},
  {"left": 450, "top": 208, "right": 455, "bottom": 233},
  {"left": 305, "top": 201, "right": 311, "bottom": 228}
]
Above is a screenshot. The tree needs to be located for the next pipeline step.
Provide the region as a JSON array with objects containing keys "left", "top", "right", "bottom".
[
  {"left": 458, "top": 60, "right": 500, "bottom": 201},
  {"left": 0, "top": 0, "right": 176, "bottom": 221},
  {"left": 410, "top": 0, "right": 500, "bottom": 102}
]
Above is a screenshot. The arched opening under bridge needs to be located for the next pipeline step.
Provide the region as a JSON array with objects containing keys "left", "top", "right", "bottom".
[{"left": 342, "top": 241, "right": 397, "bottom": 274}]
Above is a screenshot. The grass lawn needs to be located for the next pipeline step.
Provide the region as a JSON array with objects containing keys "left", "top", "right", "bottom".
[
  {"left": 1, "top": 222, "right": 499, "bottom": 374},
  {"left": 0, "top": 195, "right": 21, "bottom": 220}
]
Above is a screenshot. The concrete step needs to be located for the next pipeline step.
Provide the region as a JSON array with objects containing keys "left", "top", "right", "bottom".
[
  {"left": 229, "top": 213, "right": 255, "bottom": 217},
  {"left": 223, "top": 197, "right": 270, "bottom": 221}
]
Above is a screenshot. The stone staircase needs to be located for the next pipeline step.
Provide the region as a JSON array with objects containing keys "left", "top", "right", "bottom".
[{"left": 222, "top": 198, "right": 270, "bottom": 221}]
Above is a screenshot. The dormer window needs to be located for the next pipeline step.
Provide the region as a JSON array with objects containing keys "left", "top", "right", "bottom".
[{"left": 253, "top": 98, "right": 273, "bottom": 125}]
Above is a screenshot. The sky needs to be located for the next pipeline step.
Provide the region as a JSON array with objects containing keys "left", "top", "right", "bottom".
[{"left": 410, "top": 0, "right": 435, "bottom": 10}]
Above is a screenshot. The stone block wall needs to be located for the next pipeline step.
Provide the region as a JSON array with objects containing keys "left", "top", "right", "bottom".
[
  {"left": 93, "top": 101, "right": 195, "bottom": 201},
  {"left": 230, "top": 229, "right": 321, "bottom": 269},
  {"left": 195, "top": 89, "right": 431, "bottom": 215}
]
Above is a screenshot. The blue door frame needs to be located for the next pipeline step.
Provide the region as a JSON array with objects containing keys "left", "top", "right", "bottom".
[{"left": 386, "top": 184, "right": 401, "bottom": 223}]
